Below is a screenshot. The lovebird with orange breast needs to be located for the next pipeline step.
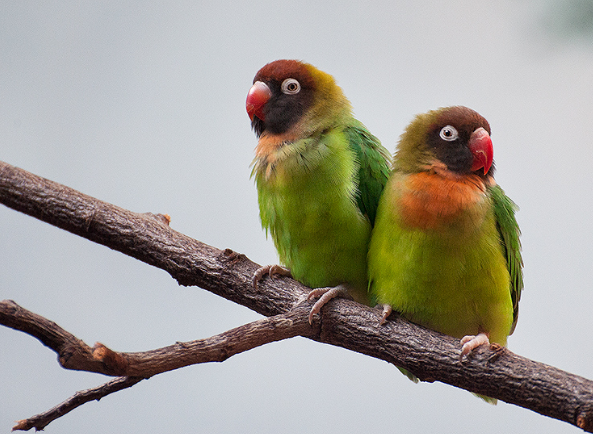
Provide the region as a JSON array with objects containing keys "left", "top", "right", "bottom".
[
  {"left": 367, "top": 106, "right": 523, "bottom": 401},
  {"left": 247, "top": 60, "right": 391, "bottom": 322}
]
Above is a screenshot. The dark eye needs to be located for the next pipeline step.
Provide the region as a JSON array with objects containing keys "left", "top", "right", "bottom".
[
  {"left": 439, "top": 125, "right": 459, "bottom": 141},
  {"left": 281, "top": 78, "right": 301, "bottom": 95}
]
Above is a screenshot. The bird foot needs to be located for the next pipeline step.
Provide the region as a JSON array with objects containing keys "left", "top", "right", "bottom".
[
  {"left": 307, "top": 284, "right": 348, "bottom": 324},
  {"left": 378, "top": 304, "right": 393, "bottom": 325},
  {"left": 460, "top": 332, "right": 490, "bottom": 360},
  {"left": 487, "top": 343, "right": 507, "bottom": 362},
  {"left": 252, "top": 264, "right": 291, "bottom": 289}
]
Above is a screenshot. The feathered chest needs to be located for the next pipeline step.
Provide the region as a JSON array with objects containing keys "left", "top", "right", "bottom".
[
  {"left": 251, "top": 129, "right": 356, "bottom": 189},
  {"left": 391, "top": 171, "right": 490, "bottom": 234}
]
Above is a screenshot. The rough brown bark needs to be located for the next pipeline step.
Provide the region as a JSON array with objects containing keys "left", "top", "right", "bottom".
[
  {"left": 2, "top": 159, "right": 593, "bottom": 432},
  {"left": 0, "top": 299, "right": 315, "bottom": 377},
  {"left": 11, "top": 377, "right": 145, "bottom": 432}
]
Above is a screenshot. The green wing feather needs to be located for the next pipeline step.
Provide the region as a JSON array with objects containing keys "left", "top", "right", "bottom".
[
  {"left": 489, "top": 184, "right": 524, "bottom": 334},
  {"left": 345, "top": 122, "right": 391, "bottom": 226}
]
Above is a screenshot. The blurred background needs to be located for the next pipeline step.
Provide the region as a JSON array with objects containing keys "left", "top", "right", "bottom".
[{"left": 2, "top": 1, "right": 593, "bottom": 432}]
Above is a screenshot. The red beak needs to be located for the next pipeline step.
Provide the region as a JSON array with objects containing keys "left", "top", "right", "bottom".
[
  {"left": 246, "top": 81, "right": 272, "bottom": 121},
  {"left": 469, "top": 127, "right": 493, "bottom": 175}
]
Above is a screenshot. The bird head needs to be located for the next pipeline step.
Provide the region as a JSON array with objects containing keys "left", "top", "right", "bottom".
[
  {"left": 396, "top": 106, "right": 494, "bottom": 178},
  {"left": 246, "top": 59, "right": 351, "bottom": 137}
]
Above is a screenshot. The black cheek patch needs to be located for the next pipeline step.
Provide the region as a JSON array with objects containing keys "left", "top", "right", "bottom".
[
  {"left": 430, "top": 133, "right": 475, "bottom": 174},
  {"left": 439, "top": 142, "right": 474, "bottom": 173},
  {"left": 264, "top": 96, "right": 305, "bottom": 135},
  {"left": 251, "top": 117, "right": 265, "bottom": 137}
]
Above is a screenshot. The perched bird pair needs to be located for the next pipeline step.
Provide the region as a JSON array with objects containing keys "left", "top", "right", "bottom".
[{"left": 246, "top": 60, "right": 523, "bottom": 378}]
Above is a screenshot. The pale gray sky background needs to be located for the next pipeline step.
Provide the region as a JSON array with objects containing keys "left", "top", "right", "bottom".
[{"left": 2, "top": 1, "right": 593, "bottom": 433}]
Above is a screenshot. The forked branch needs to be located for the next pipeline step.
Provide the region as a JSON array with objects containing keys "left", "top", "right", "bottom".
[{"left": 1, "top": 299, "right": 314, "bottom": 431}]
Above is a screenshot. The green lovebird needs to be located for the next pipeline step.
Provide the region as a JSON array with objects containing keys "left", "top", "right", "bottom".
[
  {"left": 367, "top": 106, "right": 523, "bottom": 396},
  {"left": 247, "top": 59, "right": 391, "bottom": 322}
]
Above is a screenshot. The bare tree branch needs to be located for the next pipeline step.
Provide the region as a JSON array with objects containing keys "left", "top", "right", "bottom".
[
  {"left": 12, "top": 377, "right": 144, "bottom": 432},
  {"left": 2, "top": 299, "right": 315, "bottom": 431},
  {"left": 2, "top": 159, "right": 593, "bottom": 432},
  {"left": 0, "top": 299, "right": 315, "bottom": 377}
]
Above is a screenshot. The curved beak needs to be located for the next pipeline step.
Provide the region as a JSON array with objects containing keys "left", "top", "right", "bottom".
[
  {"left": 469, "top": 127, "right": 493, "bottom": 175},
  {"left": 246, "top": 81, "right": 271, "bottom": 121}
]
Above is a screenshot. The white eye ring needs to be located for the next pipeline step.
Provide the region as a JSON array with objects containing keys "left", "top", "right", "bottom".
[
  {"left": 439, "top": 125, "right": 459, "bottom": 141},
  {"left": 281, "top": 78, "right": 301, "bottom": 95}
]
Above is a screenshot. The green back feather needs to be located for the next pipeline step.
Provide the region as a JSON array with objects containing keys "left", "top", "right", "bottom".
[
  {"left": 345, "top": 121, "right": 391, "bottom": 226},
  {"left": 489, "top": 184, "right": 524, "bottom": 334}
]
